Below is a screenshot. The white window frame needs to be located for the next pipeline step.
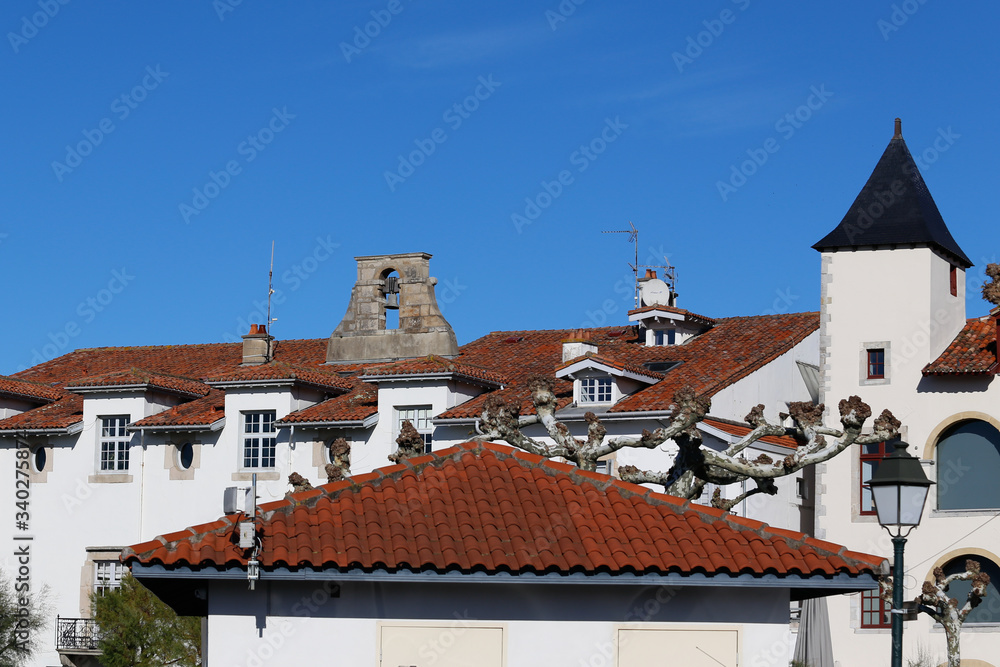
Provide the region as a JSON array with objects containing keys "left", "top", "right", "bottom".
[
  {"left": 395, "top": 406, "right": 433, "bottom": 453},
  {"left": 579, "top": 377, "right": 613, "bottom": 404},
  {"left": 99, "top": 415, "right": 130, "bottom": 472},
  {"left": 94, "top": 559, "right": 124, "bottom": 596},
  {"left": 242, "top": 410, "right": 277, "bottom": 469}
]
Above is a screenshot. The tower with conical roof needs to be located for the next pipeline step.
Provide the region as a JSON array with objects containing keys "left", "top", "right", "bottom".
[{"left": 814, "top": 118, "right": 972, "bottom": 408}]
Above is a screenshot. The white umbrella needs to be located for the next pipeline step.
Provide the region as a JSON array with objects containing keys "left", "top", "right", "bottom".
[{"left": 792, "top": 597, "right": 835, "bottom": 667}]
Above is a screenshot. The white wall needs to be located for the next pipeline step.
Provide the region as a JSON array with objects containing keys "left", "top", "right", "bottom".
[
  {"left": 818, "top": 247, "right": 1000, "bottom": 666},
  {"left": 202, "top": 579, "right": 796, "bottom": 667}
]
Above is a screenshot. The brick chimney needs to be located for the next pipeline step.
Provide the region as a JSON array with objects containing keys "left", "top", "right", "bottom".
[
  {"left": 562, "top": 330, "right": 597, "bottom": 362},
  {"left": 242, "top": 324, "right": 273, "bottom": 366}
]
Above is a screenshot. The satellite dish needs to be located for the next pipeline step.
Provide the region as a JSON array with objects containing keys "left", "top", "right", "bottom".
[{"left": 641, "top": 278, "right": 671, "bottom": 307}]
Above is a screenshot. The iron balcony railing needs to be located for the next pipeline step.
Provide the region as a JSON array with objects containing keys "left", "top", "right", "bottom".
[{"left": 55, "top": 616, "right": 102, "bottom": 651}]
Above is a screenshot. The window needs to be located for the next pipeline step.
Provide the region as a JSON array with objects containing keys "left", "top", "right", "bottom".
[
  {"left": 177, "top": 442, "right": 194, "bottom": 470},
  {"left": 860, "top": 588, "right": 891, "bottom": 628},
  {"left": 99, "top": 416, "right": 130, "bottom": 472},
  {"left": 396, "top": 406, "right": 432, "bottom": 453},
  {"left": 938, "top": 556, "right": 1000, "bottom": 624},
  {"left": 937, "top": 420, "right": 1000, "bottom": 510},
  {"left": 32, "top": 447, "right": 46, "bottom": 473},
  {"left": 860, "top": 441, "right": 893, "bottom": 515},
  {"left": 580, "top": 377, "right": 612, "bottom": 404},
  {"left": 652, "top": 330, "right": 676, "bottom": 346},
  {"left": 243, "top": 411, "right": 277, "bottom": 468},
  {"left": 94, "top": 560, "right": 124, "bottom": 596},
  {"left": 950, "top": 264, "right": 958, "bottom": 296},
  {"left": 866, "top": 349, "right": 885, "bottom": 379}
]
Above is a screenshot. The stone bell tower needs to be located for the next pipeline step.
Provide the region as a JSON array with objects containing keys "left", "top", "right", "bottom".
[{"left": 326, "top": 252, "right": 459, "bottom": 363}]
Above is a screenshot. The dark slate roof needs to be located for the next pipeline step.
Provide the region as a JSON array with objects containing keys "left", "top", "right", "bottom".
[{"left": 813, "top": 119, "right": 972, "bottom": 268}]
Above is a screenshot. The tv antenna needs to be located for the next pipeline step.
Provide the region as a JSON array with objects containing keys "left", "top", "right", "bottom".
[
  {"left": 266, "top": 241, "right": 277, "bottom": 332},
  {"left": 602, "top": 222, "right": 639, "bottom": 307}
]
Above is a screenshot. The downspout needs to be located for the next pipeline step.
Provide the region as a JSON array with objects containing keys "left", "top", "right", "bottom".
[{"left": 138, "top": 427, "right": 145, "bottom": 540}]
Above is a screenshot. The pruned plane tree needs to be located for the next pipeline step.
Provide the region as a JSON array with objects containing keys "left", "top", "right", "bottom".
[{"left": 474, "top": 376, "right": 901, "bottom": 510}]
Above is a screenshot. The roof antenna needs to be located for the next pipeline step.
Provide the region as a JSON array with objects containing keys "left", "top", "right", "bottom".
[
  {"left": 266, "top": 241, "right": 276, "bottom": 333},
  {"left": 602, "top": 222, "right": 639, "bottom": 307}
]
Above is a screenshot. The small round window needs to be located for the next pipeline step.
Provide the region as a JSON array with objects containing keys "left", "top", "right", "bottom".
[
  {"left": 33, "top": 447, "right": 46, "bottom": 473},
  {"left": 178, "top": 443, "right": 194, "bottom": 470}
]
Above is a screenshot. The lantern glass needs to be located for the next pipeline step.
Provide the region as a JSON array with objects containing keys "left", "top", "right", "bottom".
[{"left": 873, "top": 483, "right": 930, "bottom": 528}]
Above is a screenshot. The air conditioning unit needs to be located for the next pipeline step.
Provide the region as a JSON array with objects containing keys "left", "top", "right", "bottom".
[{"left": 223, "top": 487, "right": 254, "bottom": 514}]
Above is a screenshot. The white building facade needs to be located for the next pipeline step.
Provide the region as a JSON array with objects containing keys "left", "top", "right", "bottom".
[{"left": 815, "top": 120, "right": 1000, "bottom": 666}]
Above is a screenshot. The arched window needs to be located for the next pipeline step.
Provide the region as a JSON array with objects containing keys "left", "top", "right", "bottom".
[
  {"left": 381, "top": 269, "right": 400, "bottom": 330},
  {"left": 936, "top": 420, "right": 1000, "bottom": 510},
  {"left": 939, "top": 556, "right": 1000, "bottom": 624}
]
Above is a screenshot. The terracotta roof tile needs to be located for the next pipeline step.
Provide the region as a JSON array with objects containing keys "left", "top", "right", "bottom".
[
  {"left": 124, "top": 442, "right": 884, "bottom": 580},
  {"left": 0, "top": 376, "right": 64, "bottom": 403},
  {"left": 0, "top": 394, "right": 83, "bottom": 432},
  {"left": 437, "top": 313, "right": 819, "bottom": 419},
  {"left": 277, "top": 383, "right": 378, "bottom": 425},
  {"left": 204, "top": 361, "right": 353, "bottom": 392},
  {"left": 923, "top": 318, "right": 997, "bottom": 375},
  {"left": 627, "top": 304, "right": 716, "bottom": 326},
  {"left": 131, "top": 389, "right": 226, "bottom": 429},
  {"left": 362, "top": 355, "right": 507, "bottom": 386},
  {"left": 702, "top": 417, "right": 800, "bottom": 449},
  {"left": 65, "top": 368, "right": 210, "bottom": 397},
  {"left": 555, "top": 353, "right": 664, "bottom": 382}
]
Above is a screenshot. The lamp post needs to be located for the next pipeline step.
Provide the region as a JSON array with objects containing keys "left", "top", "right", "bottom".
[{"left": 869, "top": 440, "right": 934, "bottom": 667}]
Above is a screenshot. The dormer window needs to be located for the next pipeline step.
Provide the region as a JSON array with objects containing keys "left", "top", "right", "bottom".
[
  {"left": 653, "top": 330, "right": 676, "bottom": 346},
  {"left": 580, "top": 377, "right": 612, "bottom": 404}
]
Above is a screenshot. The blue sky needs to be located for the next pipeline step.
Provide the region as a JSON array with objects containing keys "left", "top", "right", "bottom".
[{"left": 2, "top": 0, "right": 997, "bottom": 374}]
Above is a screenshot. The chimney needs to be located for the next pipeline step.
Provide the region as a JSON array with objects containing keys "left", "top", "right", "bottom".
[
  {"left": 893, "top": 117, "right": 902, "bottom": 139},
  {"left": 638, "top": 269, "right": 657, "bottom": 282},
  {"left": 562, "top": 329, "right": 598, "bottom": 362},
  {"left": 242, "top": 324, "right": 273, "bottom": 366}
]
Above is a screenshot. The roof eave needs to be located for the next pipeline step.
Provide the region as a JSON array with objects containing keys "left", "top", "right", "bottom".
[
  {"left": 360, "top": 371, "right": 502, "bottom": 389},
  {"left": 276, "top": 413, "right": 379, "bottom": 429},
  {"left": 0, "top": 422, "right": 85, "bottom": 436},
  {"left": 128, "top": 562, "right": 880, "bottom": 591},
  {"left": 128, "top": 417, "right": 226, "bottom": 433},
  {"left": 67, "top": 383, "right": 207, "bottom": 400}
]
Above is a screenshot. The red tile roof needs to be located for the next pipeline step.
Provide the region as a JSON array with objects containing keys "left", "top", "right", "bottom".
[
  {"left": 361, "top": 355, "right": 506, "bottom": 386},
  {"left": 278, "top": 383, "right": 379, "bottom": 425},
  {"left": 0, "top": 376, "right": 64, "bottom": 403},
  {"left": 439, "top": 313, "right": 819, "bottom": 419},
  {"left": 555, "top": 353, "right": 665, "bottom": 382},
  {"left": 702, "top": 417, "right": 799, "bottom": 450},
  {"left": 65, "top": 368, "right": 211, "bottom": 398},
  {"left": 12, "top": 339, "right": 330, "bottom": 387},
  {"left": 923, "top": 318, "right": 998, "bottom": 375},
  {"left": 628, "top": 304, "right": 716, "bottom": 326},
  {"left": 203, "top": 361, "right": 354, "bottom": 392},
  {"left": 131, "top": 389, "right": 227, "bottom": 430},
  {"left": 6, "top": 313, "right": 818, "bottom": 433},
  {"left": 123, "top": 442, "right": 884, "bottom": 579},
  {"left": 0, "top": 395, "right": 83, "bottom": 433}
]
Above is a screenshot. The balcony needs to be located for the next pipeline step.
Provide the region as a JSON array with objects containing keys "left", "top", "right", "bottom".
[{"left": 55, "top": 616, "right": 102, "bottom": 652}]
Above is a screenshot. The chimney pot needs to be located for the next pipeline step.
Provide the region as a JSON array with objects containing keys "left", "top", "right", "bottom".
[
  {"left": 894, "top": 117, "right": 902, "bottom": 139},
  {"left": 249, "top": 324, "right": 259, "bottom": 335}
]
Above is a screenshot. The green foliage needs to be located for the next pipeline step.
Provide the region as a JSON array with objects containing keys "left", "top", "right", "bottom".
[
  {"left": 0, "top": 568, "right": 49, "bottom": 667},
  {"left": 92, "top": 574, "right": 201, "bottom": 667}
]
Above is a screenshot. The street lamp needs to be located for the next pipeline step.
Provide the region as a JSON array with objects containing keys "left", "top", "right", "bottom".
[{"left": 869, "top": 440, "right": 934, "bottom": 667}]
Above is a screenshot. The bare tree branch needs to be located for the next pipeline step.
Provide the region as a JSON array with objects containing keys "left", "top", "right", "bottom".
[
  {"left": 475, "top": 375, "right": 900, "bottom": 507},
  {"left": 909, "top": 560, "right": 991, "bottom": 667}
]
